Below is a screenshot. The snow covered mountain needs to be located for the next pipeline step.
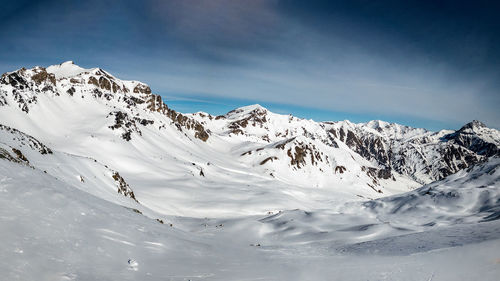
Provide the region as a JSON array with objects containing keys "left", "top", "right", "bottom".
[
  {"left": 0, "top": 61, "right": 498, "bottom": 203},
  {"left": 1, "top": 61, "right": 499, "bottom": 280},
  {"left": 191, "top": 101, "right": 498, "bottom": 186}
]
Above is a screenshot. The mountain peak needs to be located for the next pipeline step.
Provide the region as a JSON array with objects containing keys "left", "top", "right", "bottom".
[
  {"left": 46, "top": 61, "right": 91, "bottom": 79},
  {"left": 226, "top": 104, "right": 268, "bottom": 118},
  {"left": 239, "top": 104, "right": 267, "bottom": 112},
  {"left": 365, "top": 120, "right": 390, "bottom": 129},
  {"left": 459, "top": 120, "right": 487, "bottom": 131}
]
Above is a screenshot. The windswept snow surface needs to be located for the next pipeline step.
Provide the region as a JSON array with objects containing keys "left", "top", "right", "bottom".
[
  {"left": 46, "top": 61, "right": 92, "bottom": 79},
  {"left": 1, "top": 159, "right": 500, "bottom": 280}
]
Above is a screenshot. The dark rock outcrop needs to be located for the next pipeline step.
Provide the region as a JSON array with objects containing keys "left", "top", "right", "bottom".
[{"left": 112, "top": 172, "right": 138, "bottom": 202}]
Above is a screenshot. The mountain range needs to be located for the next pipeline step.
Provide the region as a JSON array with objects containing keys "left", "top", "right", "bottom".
[
  {"left": 1, "top": 61, "right": 498, "bottom": 200},
  {"left": 1, "top": 61, "right": 499, "bottom": 280}
]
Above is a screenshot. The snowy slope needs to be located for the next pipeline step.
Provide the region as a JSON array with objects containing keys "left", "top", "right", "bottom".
[
  {"left": 0, "top": 123, "right": 139, "bottom": 206},
  {"left": 1, "top": 147, "right": 499, "bottom": 280},
  {"left": 249, "top": 157, "right": 500, "bottom": 250}
]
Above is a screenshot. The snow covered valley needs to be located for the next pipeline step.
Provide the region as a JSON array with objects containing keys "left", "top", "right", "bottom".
[{"left": 1, "top": 61, "right": 499, "bottom": 280}]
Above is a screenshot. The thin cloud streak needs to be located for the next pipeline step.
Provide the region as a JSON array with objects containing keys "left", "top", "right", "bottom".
[{"left": 0, "top": 0, "right": 498, "bottom": 129}]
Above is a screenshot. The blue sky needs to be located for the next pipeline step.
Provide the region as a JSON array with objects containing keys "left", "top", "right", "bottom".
[{"left": 1, "top": 0, "right": 499, "bottom": 131}]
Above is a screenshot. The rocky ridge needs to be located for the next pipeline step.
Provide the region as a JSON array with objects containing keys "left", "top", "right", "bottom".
[{"left": 0, "top": 61, "right": 209, "bottom": 142}]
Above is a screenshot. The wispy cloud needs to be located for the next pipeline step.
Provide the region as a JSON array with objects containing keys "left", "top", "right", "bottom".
[{"left": 0, "top": 0, "right": 498, "bottom": 129}]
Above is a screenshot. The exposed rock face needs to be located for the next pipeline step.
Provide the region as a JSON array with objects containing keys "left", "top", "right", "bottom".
[
  {"left": 11, "top": 148, "right": 29, "bottom": 163},
  {"left": 323, "top": 121, "right": 497, "bottom": 183},
  {"left": 334, "top": 165, "right": 346, "bottom": 174},
  {"left": 260, "top": 156, "right": 278, "bottom": 165},
  {"left": 146, "top": 94, "right": 209, "bottom": 141},
  {"left": 227, "top": 107, "right": 268, "bottom": 136},
  {"left": 31, "top": 68, "right": 56, "bottom": 85},
  {"left": 0, "top": 147, "right": 23, "bottom": 163},
  {"left": 0, "top": 68, "right": 50, "bottom": 113},
  {"left": 287, "top": 142, "right": 322, "bottom": 168},
  {"left": 133, "top": 84, "right": 151, "bottom": 95},
  {"left": 242, "top": 136, "right": 330, "bottom": 173},
  {"left": 377, "top": 168, "right": 393, "bottom": 180},
  {"left": 88, "top": 76, "right": 99, "bottom": 87},
  {"left": 361, "top": 166, "right": 393, "bottom": 186},
  {"left": 107, "top": 111, "right": 154, "bottom": 141},
  {"left": 112, "top": 172, "right": 138, "bottom": 202}
]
